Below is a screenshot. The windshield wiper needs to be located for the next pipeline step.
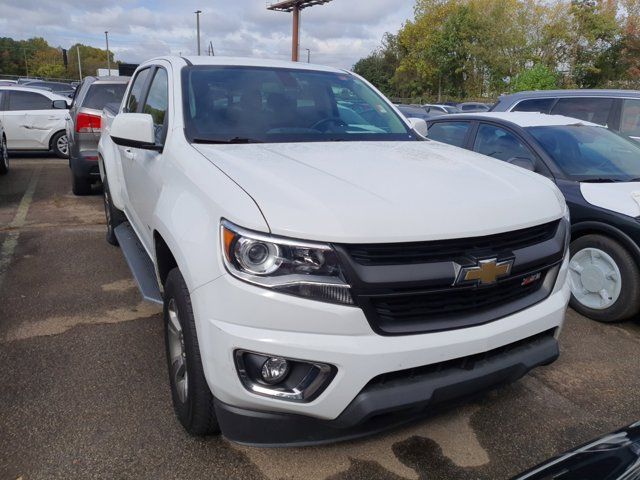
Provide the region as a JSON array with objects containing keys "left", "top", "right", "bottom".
[
  {"left": 192, "top": 137, "right": 263, "bottom": 144},
  {"left": 578, "top": 178, "right": 624, "bottom": 183}
]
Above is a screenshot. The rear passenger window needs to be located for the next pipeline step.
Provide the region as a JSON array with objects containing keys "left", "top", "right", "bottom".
[
  {"left": 142, "top": 69, "right": 169, "bottom": 143},
  {"left": 512, "top": 98, "right": 555, "bottom": 113},
  {"left": 427, "top": 122, "right": 470, "bottom": 147},
  {"left": 473, "top": 123, "right": 535, "bottom": 162},
  {"left": 124, "top": 68, "right": 151, "bottom": 113},
  {"left": 551, "top": 97, "right": 613, "bottom": 126},
  {"left": 620, "top": 99, "right": 640, "bottom": 137},
  {"left": 8, "top": 91, "right": 51, "bottom": 111}
]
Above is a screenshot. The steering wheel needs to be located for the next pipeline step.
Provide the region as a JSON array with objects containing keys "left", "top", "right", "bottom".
[{"left": 311, "top": 117, "right": 347, "bottom": 132}]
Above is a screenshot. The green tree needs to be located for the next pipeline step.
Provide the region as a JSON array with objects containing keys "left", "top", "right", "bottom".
[{"left": 511, "top": 64, "right": 558, "bottom": 91}]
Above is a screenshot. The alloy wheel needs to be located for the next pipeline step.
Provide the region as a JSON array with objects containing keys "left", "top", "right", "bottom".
[
  {"left": 57, "top": 135, "right": 69, "bottom": 156},
  {"left": 167, "top": 298, "right": 189, "bottom": 403}
]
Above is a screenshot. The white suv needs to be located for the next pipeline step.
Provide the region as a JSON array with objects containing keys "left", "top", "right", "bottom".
[
  {"left": 99, "top": 56, "right": 571, "bottom": 446},
  {"left": 0, "top": 86, "right": 70, "bottom": 158}
]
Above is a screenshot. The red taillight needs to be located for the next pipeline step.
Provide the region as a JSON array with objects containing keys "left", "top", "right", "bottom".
[{"left": 76, "top": 113, "right": 101, "bottom": 133}]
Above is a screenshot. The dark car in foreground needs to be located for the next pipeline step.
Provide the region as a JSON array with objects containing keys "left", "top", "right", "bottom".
[
  {"left": 66, "top": 76, "right": 129, "bottom": 195},
  {"left": 491, "top": 89, "right": 640, "bottom": 142},
  {"left": 513, "top": 421, "right": 640, "bottom": 479},
  {"left": 427, "top": 112, "right": 640, "bottom": 323}
]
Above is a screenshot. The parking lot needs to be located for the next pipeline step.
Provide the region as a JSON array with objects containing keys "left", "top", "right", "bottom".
[{"left": 0, "top": 155, "right": 639, "bottom": 480}]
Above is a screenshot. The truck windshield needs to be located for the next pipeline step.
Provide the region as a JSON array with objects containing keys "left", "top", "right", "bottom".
[
  {"left": 182, "top": 66, "right": 415, "bottom": 144},
  {"left": 527, "top": 125, "right": 640, "bottom": 182}
]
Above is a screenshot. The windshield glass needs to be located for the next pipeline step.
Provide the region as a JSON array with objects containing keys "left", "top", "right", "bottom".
[
  {"left": 527, "top": 125, "right": 640, "bottom": 181},
  {"left": 182, "top": 66, "right": 414, "bottom": 143}
]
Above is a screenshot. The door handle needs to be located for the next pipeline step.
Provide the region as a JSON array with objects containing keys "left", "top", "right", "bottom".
[{"left": 123, "top": 148, "right": 136, "bottom": 160}]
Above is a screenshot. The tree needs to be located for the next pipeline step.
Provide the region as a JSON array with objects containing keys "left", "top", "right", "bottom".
[{"left": 511, "top": 64, "right": 558, "bottom": 91}]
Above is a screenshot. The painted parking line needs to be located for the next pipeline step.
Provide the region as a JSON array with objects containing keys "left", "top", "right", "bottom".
[{"left": 0, "top": 166, "right": 41, "bottom": 292}]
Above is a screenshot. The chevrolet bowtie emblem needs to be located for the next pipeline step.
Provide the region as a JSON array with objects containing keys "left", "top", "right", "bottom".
[{"left": 457, "top": 258, "right": 514, "bottom": 286}]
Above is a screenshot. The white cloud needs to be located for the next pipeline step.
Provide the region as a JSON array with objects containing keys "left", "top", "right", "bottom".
[{"left": 1, "top": 0, "right": 415, "bottom": 69}]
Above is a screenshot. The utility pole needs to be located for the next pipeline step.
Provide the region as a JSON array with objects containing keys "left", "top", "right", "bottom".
[
  {"left": 76, "top": 46, "right": 83, "bottom": 81},
  {"left": 23, "top": 48, "right": 29, "bottom": 77},
  {"left": 105, "top": 31, "right": 111, "bottom": 72},
  {"left": 195, "top": 10, "right": 202, "bottom": 56},
  {"left": 267, "top": 1, "right": 332, "bottom": 62},
  {"left": 304, "top": 48, "right": 310, "bottom": 63}
]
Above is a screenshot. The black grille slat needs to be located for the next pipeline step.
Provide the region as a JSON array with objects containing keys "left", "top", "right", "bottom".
[{"left": 345, "top": 221, "right": 559, "bottom": 266}]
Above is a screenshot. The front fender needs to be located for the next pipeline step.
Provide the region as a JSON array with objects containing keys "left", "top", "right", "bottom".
[{"left": 98, "top": 126, "right": 127, "bottom": 211}]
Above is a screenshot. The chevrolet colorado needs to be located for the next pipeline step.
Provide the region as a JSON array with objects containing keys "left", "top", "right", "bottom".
[{"left": 98, "top": 56, "right": 571, "bottom": 446}]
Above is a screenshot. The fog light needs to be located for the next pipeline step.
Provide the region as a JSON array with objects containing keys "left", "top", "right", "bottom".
[{"left": 261, "top": 357, "right": 290, "bottom": 384}]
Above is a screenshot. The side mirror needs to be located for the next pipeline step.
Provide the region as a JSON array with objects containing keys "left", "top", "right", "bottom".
[
  {"left": 110, "top": 113, "right": 160, "bottom": 151},
  {"left": 507, "top": 157, "right": 536, "bottom": 172},
  {"left": 408, "top": 117, "right": 428, "bottom": 137},
  {"left": 52, "top": 100, "right": 69, "bottom": 109}
]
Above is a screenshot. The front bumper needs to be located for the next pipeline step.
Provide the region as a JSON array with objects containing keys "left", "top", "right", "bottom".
[{"left": 190, "top": 256, "right": 570, "bottom": 445}]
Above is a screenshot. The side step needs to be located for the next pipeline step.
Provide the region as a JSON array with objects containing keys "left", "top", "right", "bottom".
[{"left": 114, "top": 222, "right": 163, "bottom": 305}]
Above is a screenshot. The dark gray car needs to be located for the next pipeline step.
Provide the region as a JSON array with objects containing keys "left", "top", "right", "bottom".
[
  {"left": 66, "top": 76, "right": 129, "bottom": 195},
  {"left": 491, "top": 89, "right": 640, "bottom": 141}
]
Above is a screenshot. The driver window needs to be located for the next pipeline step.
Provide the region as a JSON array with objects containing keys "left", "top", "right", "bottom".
[{"left": 474, "top": 123, "right": 535, "bottom": 163}]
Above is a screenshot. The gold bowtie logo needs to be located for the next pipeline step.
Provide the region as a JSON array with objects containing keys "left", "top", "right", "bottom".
[{"left": 458, "top": 258, "right": 513, "bottom": 286}]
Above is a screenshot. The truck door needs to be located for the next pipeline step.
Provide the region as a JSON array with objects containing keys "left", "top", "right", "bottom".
[{"left": 126, "top": 66, "right": 169, "bottom": 251}]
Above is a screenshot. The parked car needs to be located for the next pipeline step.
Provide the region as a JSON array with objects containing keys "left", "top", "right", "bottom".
[
  {"left": 458, "top": 101, "right": 491, "bottom": 112},
  {"left": 0, "top": 86, "right": 70, "bottom": 158},
  {"left": 427, "top": 111, "right": 640, "bottom": 322},
  {"left": 23, "top": 80, "right": 76, "bottom": 98},
  {"left": 16, "top": 77, "right": 40, "bottom": 85},
  {"left": 98, "top": 56, "right": 570, "bottom": 446},
  {"left": 66, "top": 76, "right": 129, "bottom": 195},
  {"left": 491, "top": 89, "right": 640, "bottom": 142},
  {"left": 513, "top": 420, "right": 640, "bottom": 479},
  {"left": 395, "top": 104, "right": 431, "bottom": 121},
  {"left": 0, "top": 80, "right": 17, "bottom": 86},
  {"left": 0, "top": 119, "right": 8, "bottom": 175},
  {"left": 424, "top": 103, "right": 462, "bottom": 115}
]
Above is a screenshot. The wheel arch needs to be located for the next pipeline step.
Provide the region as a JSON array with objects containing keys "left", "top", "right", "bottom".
[
  {"left": 48, "top": 128, "right": 66, "bottom": 151},
  {"left": 154, "top": 230, "right": 179, "bottom": 289},
  {"left": 571, "top": 221, "right": 640, "bottom": 264}
]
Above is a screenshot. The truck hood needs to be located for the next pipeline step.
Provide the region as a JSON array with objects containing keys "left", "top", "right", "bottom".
[{"left": 193, "top": 141, "right": 563, "bottom": 243}]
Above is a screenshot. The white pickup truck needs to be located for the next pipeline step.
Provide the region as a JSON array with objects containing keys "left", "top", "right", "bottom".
[{"left": 99, "top": 56, "right": 571, "bottom": 446}]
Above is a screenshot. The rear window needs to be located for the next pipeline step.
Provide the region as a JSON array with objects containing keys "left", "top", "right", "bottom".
[
  {"left": 550, "top": 97, "right": 614, "bottom": 125},
  {"left": 83, "top": 83, "right": 127, "bottom": 110},
  {"left": 512, "top": 98, "right": 555, "bottom": 113}
]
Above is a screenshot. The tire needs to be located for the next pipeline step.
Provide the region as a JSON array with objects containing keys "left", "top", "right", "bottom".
[
  {"left": 0, "top": 135, "right": 8, "bottom": 175},
  {"left": 568, "top": 234, "right": 640, "bottom": 322},
  {"left": 163, "top": 268, "right": 220, "bottom": 436},
  {"left": 51, "top": 131, "right": 69, "bottom": 158},
  {"left": 103, "top": 177, "right": 125, "bottom": 246},
  {"left": 71, "top": 173, "right": 92, "bottom": 196}
]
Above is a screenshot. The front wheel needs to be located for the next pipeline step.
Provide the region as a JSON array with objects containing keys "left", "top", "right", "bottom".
[
  {"left": 568, "top": 234, "right": 640, "bottom": 322},
  {"left": 51, "top": 131, "right": 69, "bottom": 158},
  {"left": 163, "top": 268, "right": 220, "bottom": 436},
  {"left": 103, "top": 176, "right": 125, "bottom": 246},
  {"left": 0, "top": 135, "right": 8, "bottom": 175}
]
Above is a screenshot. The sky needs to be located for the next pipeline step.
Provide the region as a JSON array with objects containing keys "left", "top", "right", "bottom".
[{"left": 0, "top": 0, "right": 416, "bottom": 69}]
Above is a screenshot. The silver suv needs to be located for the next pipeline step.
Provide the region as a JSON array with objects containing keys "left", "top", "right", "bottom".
[{"left": 67, "top": 76, "right": 129, "bottom": 195}]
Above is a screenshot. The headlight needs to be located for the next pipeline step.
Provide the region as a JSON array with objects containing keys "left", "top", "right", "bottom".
[{"left": 221, "top": 220, "right": 354, "bottom": 305}]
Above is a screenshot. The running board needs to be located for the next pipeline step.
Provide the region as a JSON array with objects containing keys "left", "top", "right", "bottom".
[{"left": 114, "top": 222, "right": 163, "bottom": 305}]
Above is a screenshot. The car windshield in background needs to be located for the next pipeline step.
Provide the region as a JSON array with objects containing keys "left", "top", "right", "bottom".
[
  {"left": 527, "top": 125, "right": 640, "bottom": 181},
  {"left": 444, "top": 106, "right": 462, "bottom": 113},
  {"left": 182, "top": 66, "right": 415, "bottom": 143},
  {"left": 83, "top": 84, "right": 127, "bottom": 110}
]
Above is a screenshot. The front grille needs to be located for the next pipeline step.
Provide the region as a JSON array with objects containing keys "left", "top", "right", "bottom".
[
  {"left": 371, "top": 270, "right": 545, "bottom": 323},
  {"left": 344, "top": 220, "right": 559, "bottom": 266}
]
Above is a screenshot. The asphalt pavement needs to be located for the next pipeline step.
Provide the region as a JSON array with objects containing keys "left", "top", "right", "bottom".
[{"left": 1, "top": 155, "right": 640, "bottom": 480}]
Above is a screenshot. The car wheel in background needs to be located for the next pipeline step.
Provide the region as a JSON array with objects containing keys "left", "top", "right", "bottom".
[
  {"left": 51, "top": 131, "right": 69, "bottom": 158},
  {"left": 0, "top": 135, "right": 8, "bottom": 175},
  {"left": 163, "top": 268, "right": 220, "bottom": 436},
  {"left": 72, "top": 174, "right": 92, "bottom": 196},
  {"left": 103, "top": 176, "right": 126, "bottom": 246},
  {"left": 568, "top": 234, "right": 640, "bottom": 322}
]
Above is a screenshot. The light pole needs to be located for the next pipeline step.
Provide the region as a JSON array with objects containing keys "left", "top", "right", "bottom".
[
  {"left": 77, "top": 46, "right": 83, "bottom": 80},
  {"left": 105, "top": 31, "right": 111, "bottom": 72},
  {"left": 195, "top": 10, "right": 202, "bottom": 56},
  {"left": 304, "top": 48, "right": 310, "bottom": 63}
]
